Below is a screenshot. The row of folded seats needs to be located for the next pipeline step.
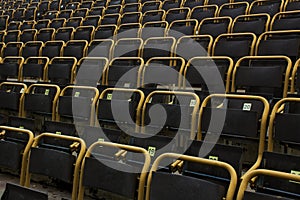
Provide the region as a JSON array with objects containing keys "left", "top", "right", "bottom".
[
  {"left": 0, "top": 53, "right": 297, "bottom": 101},
  {"left": 0, "top": 27, "right": 300, "bottom": 60},
  {"left": 2, "top": 0, "right": 300, "bottom": 24},
  {"left": 3, "top": 7, "right": 300, "bottom": 40},
  {"left": 0, "top": 84, "right": 299, "bottom": 199},
  {"left": 3, "top": 3, "right": 300, "bottom": 35}
]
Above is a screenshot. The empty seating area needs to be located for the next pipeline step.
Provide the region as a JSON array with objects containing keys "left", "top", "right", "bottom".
[{"left": 0, "top": 0, "right": 300, "bottom": 199}]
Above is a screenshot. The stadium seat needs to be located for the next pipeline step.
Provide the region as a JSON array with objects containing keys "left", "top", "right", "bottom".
[
  {"left": 141, "top": 21, "right": 168, "bottom": 40},
  {"left": 73, "top": 25, "right": 95, "bottom": 42},
  {"left": 175, "top": 35, "right": 213, "bottom": 59},
  {"left": 101, "top": 13, "right": 121, "bottom": 25},
  {"left": 41, "top": 40, "right": 64, "bottom": 59},
  {"left": 0, "top": 126, "right": 34, "bottom": 186},
  {"left": 142, "top": 36, "right": 176, "bottom": 62},
  {"left": 82, "top": 15, "right": 101, "bottom": 27},
  {"left": 142, "top": 10, "right": 166, "bottom": 24},
  {"left": 77, "top": 141, "right": 150, "bottom": 200},
  {"left": 212, "top": 33, "right": 257, "bottom": 62},
  {"left": 120, "top": 12, "right": 142, "bottom": 24},
  {"left": 20, "top": 57, "right": 49, "bottom": 83},
  {"left": 21, "top": 41, "right": 43, "bottom": 59},
  {"left": 75, "top": 57, "right": 108, "bottom": 86},
  {"left": 0, "top": 56, "right": 24, "bottom": 82},
  {"left": 106, "top": 57, "right": 144, "bottom": 88},
  {"left": 34, "top": 19, "right": 50, "bottom": 30},
  {"left": 146, "top": 153, "right": 237, "bottom": 200},
  {"left": 46, "top": 57, "right": 77, "bottom": 87},
  {"left": 198, "top": 16, "right": 232, "bottom": 38},
  {"left": 237, "top": 169, "right": 300, "bottom": 200},
  {"left": 88, "top": 6, "right": 105, "bottom": 16},
  {"left": 2, "top": 42, "right": 23, "bottom": 57},
  {"left": 199, "top": 94, "right": 269, "bottom": 165},
  {"left": 87, "top": 39, "right": 114, "bottom": 59},
  {"left": 105, "top": 5, "right": 123, "bottom": 15},
  {"left": 20, "top": 29, "right": 37, "bottom": 43},
  {"left": 65, "top": 17, "right": 83, "bottom": 28},
  {"left": 25, "top": 133, "right": 86, "bottom": 200},
  {"left": 165, "top": 7, "right": 190, "bottom": 24},
  {"left": 8, "top": 83, "right": 60, "bottom": 133},
  {"left": 218, "top": 2, "right": 249, "bottom": 18},
  {"left": 231, "top": 13, "right": 270, "bottom": 35},
  {"left": 49, "top": 18, "right": 67, "bottom": 29},
  {"left": 190, "top": 5, "right": 218, "bottom": 22},
  {"left": 271, "top": 10, "right": 300, "bottom": 31},
  {"left": 249, "top": 0, "right": 284, "bottom": 16},
  {"left": 112, "top": 38, "right": 143, "bottom": 57},
  {"left": 62, "top": 40, "right": 88, "bottom": 60},
  {"left": 231, "top": 56, "right": 292, "bottom": 100},
  {"left": 284, "top": 0, "right": 300, "bottom": 11},
  {"left": 116, "top": 23, "right": 142, "bottom": 39},
  {"left": 93, "top": 24, "right": 117, "bottom": 39},
  {"left": 4, "top": 30, "right": 20, "bottom": 43},
  {"left": 184, "top": 56, "right": 233, "bottom": 94},
  {"left": 123, "top": 3, "right": 141, "bottom": 13},
  {"left": 167, "top": 19, "right": 198, "bottom": 39},
  {"left": 256, "top": 30, "right": 300, "bottom": 63},
  {"left": 36, "top": 28, "right": 55, "bottom": 42},
  {"left": 142, "top": 1, "right": 162, "bottom": 13}
]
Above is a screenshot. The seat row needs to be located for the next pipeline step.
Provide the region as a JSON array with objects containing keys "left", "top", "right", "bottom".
[
  {"left": 3, "top": 0, "right": 300, "bottom": 22},
  {"left": 0, "top": 88, "right": 299, "bottom": 199}
]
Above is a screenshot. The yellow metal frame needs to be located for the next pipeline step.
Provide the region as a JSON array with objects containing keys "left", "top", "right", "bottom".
[
  {"left": 2, "top": 42, "right": 24, "bottom": 57},
  {"left": 77, "top": 141, "right": 150, "bottom": 200},
  {"left": 98, "top": 87, "right": 145, "bottom": 131},
  {"left": 141, "top": 90, "right": 200, "bottom": 139},
  {"left": 185, "top": 56, "right": 234, "bottom": 92},
  {"left": 24, "top": 83, "right": 60, "bottom": 120},
  {"left": 198, "top": 94, "right": 269, "bottom": 176},
  {"left": 34, "top": 19, "right": 50, "bottom": 29},
  {"left": 51, "top": 18, "right": 67, "bottom": 28},
  {"left": 65, "top": 39, "right": 89, "bottom": 60},
  {"left": 0, "top": 126, "right": 34, "bottom": 186},
  {"left": 106, "top": 57, "right": 144, "bottom": 87},
  {"left": 237, "top": 169, "right": 300, "bottom": 200},
  {"left": 57, "top": 85, "right": 99, "bottom": 125},
  {"left": 25, "top": 133, "right": 86, "bottom": 200},
  {"left": 291, "top": 58, "right": 300, "bottom": 93},
  {"left": 145, "top": 153, "right": 238, "bottom": 200},
  {"left": 232, "top": 55, "right": 292, "bottom": 98}
]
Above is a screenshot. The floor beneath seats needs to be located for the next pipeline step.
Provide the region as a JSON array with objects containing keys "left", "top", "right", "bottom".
[{"left": 0, "top": 172, "right": 75, "bottom": 200}]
